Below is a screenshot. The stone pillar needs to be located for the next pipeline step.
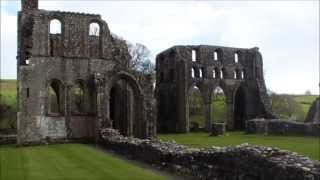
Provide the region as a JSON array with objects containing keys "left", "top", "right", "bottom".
[
  {"left": 226, "top": 100, "right": 235, "bottom": 130},
  {"left": 205, "top": 103, "right": 212, "bottom": 132},
  {"left": 65, "top": 84, "right": 72, "bottom": 139},
  {"left": 94, "top": 73, "right": 105, "bottom": 142}
]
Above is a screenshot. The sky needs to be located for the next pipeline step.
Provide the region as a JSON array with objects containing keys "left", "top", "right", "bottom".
[{"left": 1, "top": 0, "right": 319, "bottom": 95}]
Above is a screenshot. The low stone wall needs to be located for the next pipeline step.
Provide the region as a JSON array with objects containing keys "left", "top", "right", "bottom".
[
  {"left": 246, "top": 119, "right": 320, "bottom": 136},
  {"left": 100, "top": 128, "right": 320, "bottom": 180},
  {"left": 0, "top": 134, "right": 17, "bottom": 144},
  {"left": 0, "top": 129, "right": 17, "bottom": 144}
]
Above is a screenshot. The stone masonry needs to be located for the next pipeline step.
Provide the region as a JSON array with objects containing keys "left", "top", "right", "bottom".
[
  {"left": 17, "top": 0, "right": 156, "bottom": 145},
  {"left": 100, "top": 128, "right": 320, "bottom": 180},
  {"left": 155, "top": 45, "right": 274, "bottom": 133},
  {"left": 305, "top": 97, "right": 320, "bottom": 123}
]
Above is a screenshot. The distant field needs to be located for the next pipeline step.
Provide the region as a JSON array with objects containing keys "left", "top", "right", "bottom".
[
  {"left": 293, "top": 95, "right": 318, "bottom": 120},
  {"left": 0, "top": 144, "right": 166, "bottom": 180},
  {"left": 159, "top": 132, "right": 320, "bottom": 160}
]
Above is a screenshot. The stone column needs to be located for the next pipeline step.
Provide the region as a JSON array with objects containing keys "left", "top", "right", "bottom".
[
  {"left": 65, "top": 84, "right": 72, "bottom": 139},
  {"left": 205, "top": 103, "right": 212, "bottom": 132},
  {"left": 226, "top": 99, "right": 235, "bottom": 130},
  {"left": 94, "top": 73, "right": 105, "bottom": 143}
]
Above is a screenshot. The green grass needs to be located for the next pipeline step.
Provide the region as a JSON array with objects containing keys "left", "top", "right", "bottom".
[
  {"left": 190, "top": 100, "right": 226, "bottom": 128},
  {"left": 0, "top": 144, "right": 166, "bottom": 180},
  {"left": 0, "top": 80, "right": 17, "bottom": 129},
  {"left": 159, "top": 132, "right": 320, "bottom": 160},
  {"left": 293, "top": 95, "right": 318, "bottom": 120}
]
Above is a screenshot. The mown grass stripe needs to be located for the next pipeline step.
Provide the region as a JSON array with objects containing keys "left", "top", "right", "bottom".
[{"left": 0, "top": 144, "right": 165, "bottom": 180}]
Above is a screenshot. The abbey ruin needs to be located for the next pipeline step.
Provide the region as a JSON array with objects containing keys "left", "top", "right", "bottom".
[
  {"left": 156, "top": 46, "right": 274, "bottom": 133},
  {"left": 17, "top": 0, "right": 302, "bottom": 144},
  {"left": 17, "top": 0, "right": 156, "bottom": 144}
]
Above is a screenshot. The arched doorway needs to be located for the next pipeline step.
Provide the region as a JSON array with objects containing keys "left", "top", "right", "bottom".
[
  {"left": 48, "top": 79, "right": 63, "bottom": 115},
  {"left": 188, "top": 86, "right": 205, "bottom": 130},
  {"left": 109, "top": 74, "right": 142, "bottom": 137},
  {"left": 212, "top": 86, "right": 227, "bottom": 124}
]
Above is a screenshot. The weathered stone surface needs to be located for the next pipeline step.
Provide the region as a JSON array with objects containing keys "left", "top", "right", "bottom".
[
  {"left": 0, "top": 129, "right": 17, "bottom": 145},
  {"left": 100, "top": 128, "right": 320, "bottom": 180},
  {"left": 17, "top": 0, "right": 156, "bottom": 145},
  {"left": 305, "top": 98, "right": 320, "bottom": 123},
  {"left": 211, "top": 123, "right": 226, "bottom": 136},
  {"left": 155, "top": 46, "right": 275, "bottom": 133},
  {"left": 246, "top": 118, "right": 320, "bottom": 136}
]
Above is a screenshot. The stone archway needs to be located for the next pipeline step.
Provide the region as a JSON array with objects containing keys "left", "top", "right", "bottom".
[
  {"left": 108, "top": 72, "right": 143, "bottom": 137},
  {"left": 234, "top": 84, "right": 247, "bottom": 130},
  {"left": 187, "top": 85, "right": 206, "bottom": 131}
]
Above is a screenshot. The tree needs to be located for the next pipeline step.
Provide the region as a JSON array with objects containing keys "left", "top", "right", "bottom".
[
  {"left": 269, "top": 92, "right": 304, "bottom": 120},
  {"left": 127, "top": 42, "right": 155, "bottom": 74}
]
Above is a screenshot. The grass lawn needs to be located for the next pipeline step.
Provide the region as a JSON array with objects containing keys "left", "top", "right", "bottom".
[
  {"left": 0, "top": 144, "right": 166, "bottom": 180},
  {"left": 159, "top": 132, "right": 320, "bottom": 160}
]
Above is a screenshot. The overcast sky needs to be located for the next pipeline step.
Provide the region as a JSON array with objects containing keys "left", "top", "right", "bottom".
[{"left": 1, "top": 0, "right": 319, "bottom": 95}]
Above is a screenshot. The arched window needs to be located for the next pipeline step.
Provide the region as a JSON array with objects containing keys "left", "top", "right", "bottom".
[
  {"left": 233, "top": 70, "right": 237, "bottom": 79},
  {"left": 234, "top": 53, "right": 239, "bottom": 63},
  {"left": 191, "top": 68, "right": 195, "bottom": 78},
  {"left": 212, "top": 69, "right": 216, "bottom": 78},
  {"left": 50, "top": 19, "right": 62, "bottom": 34},
  {"left": 192, "top": 50, "right": 196, "bottom": 62},
  {"left": 241, "top": 70, "right": 245, "bottom": 79},
  {"left": 199, "top": 69, "right": 203, "bottom": 78},
  {"left": 72, "top": 81, "right": 85, "bottom": 114},
  {"left": 214, "top": 51, "right": 218, "bottom": 61},
  {"left": 48, "top": 79, "right": 62, "bottom": 114},
  {"left": 89, "top": 22, "right": 100, "bottom": 36}
]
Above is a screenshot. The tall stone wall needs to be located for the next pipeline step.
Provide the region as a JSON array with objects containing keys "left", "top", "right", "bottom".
[
  {"left": 17, "top": 0, "right": 156, "bottom": 145},
  {"left": 155, "top": 45, "right": 274, "bottom": 133},
  {"left": 100, "top": 128, "right": 320, "bottom": 180},
  {"left": 305, "top": 98, "right": 320, "bottom": 123}
]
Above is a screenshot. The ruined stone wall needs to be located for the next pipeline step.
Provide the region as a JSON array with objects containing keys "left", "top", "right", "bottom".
[
  {"left": 305, "top": 98, "right": 320, "bottom": 123},
  {"left": 17, "top": 1, "right": 156, "bottom": 145},
  {"left": 246, "top": 118, "right": 320, "bottom": 136},
  {"left": 156, "top": 45, "right": 274, "bottom": 133},
  {"left": 100, "top": 128, "right": 320, "bottom": 180}
]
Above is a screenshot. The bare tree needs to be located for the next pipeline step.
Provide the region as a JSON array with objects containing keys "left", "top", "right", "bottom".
[{"left": 127, "top": 42, "right": 155, "bottom": 74}]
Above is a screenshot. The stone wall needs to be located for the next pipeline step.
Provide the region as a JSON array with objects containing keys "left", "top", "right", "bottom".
[
  {"left": 0, "top": 129, "right": 17, "bottom": 145},
  {"left": 305, "top": 98, "right": 320, "bottom": 123},
  {"left": 246, "top": 119, "right": 320, "bottom": 136},
  {"left": 156, "top": 45, "right": 275, "bottom": 133},
  {"left": 100, "top": 128, "right": 320, "bottom": 180},
  {"left": 17, "top": 0, "right": 156, "bottom": 145}
]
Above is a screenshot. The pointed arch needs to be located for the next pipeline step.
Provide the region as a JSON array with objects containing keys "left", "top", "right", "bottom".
[
  {"left": 48, "top": 79, "right": 64, "bottom": 115},
  {"left": 108, "top": 72, "right": 144, "bottom": 137}
]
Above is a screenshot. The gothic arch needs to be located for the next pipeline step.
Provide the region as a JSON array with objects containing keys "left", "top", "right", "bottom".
[
  {"left": 107, "top": 71, "right": 144, "bottom": 137},
  {"left": 47, "top": 78, "right": 64, "bottom": 115}
]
